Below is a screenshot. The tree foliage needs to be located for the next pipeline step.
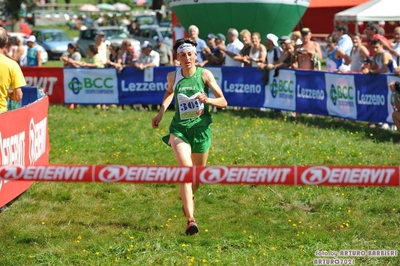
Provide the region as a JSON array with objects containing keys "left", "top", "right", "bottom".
[{"left": 4, "top": 0, "right": 36, "bottom": 21}]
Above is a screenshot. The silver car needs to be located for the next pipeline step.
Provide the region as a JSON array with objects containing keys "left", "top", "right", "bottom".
[
  {"left": 32, "top": 29, "right": 73, "bottom": 60},
  {"left": 131, "top": 25, "right": 172, "bottom": 49},
  {"left": 77, "top": 26, "right": 141, "bottom": 57}
]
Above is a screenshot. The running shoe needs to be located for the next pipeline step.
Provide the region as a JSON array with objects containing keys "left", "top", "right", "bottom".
[{"left": 185, "top": 218, "right": 199, "bottom": 235}]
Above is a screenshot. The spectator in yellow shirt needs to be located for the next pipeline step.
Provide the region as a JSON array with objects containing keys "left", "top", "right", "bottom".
[{"left": 0, "top": 27, "right": 25, "bottom": 113}]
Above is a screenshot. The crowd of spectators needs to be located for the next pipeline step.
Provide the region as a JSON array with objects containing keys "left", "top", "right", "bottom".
[{"left": 4, "top": 18, "right": 400, "bottom": 132}]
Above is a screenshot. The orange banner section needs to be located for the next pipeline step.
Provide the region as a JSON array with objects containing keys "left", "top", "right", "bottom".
[
  {"left": 1, "top": 165, "right": 399, "bottom": 187},
  {"left": 0, "top": 97, "right": 50, "bottom": 207}
]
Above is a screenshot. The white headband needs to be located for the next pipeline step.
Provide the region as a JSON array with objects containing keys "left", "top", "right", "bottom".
[{"left": 177, "top": 43, "right": 196, "bottom": 54}]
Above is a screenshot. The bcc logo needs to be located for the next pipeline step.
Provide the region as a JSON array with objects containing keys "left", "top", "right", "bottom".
[
  {"left": 68, "top": 77, "right": 83, "bottom": 95},
  {"left": 270, "top": 79, "right": 279, "bottom": 98},
  {"left": 269, "top": 78, "right": 294, "bottom": 98},
  {"left": 330, "top": 84, "right": 353, "bottom": 105},
  {"left": 68, "top": 77, "right": 113, "bottom": 95}
]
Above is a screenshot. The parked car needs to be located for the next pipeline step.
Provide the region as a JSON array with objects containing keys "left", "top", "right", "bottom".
[
  {"left": 1, "top": 22, "right": 32, "bottom": 35},
  {"left": 8, "top": 32, "right": 49, "bottom": 65},
  {"left": 134, "top": 13, "right": 158, "bottom": 26},
  {"left": 32, "top": 29, "right": 73, "bottom": 60},
  {"left": 77, "top": 26, "right": 141, "bottom": 57},
  {"left": 133, "top": 25, "right": 172, "bottom": 49}
]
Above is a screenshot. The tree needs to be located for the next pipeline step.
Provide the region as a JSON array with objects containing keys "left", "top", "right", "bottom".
[{"left": 3, "top": 0, "right": 36, "bottom": 32}]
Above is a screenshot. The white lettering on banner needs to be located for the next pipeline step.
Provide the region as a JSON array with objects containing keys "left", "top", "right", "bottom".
[
  {"left": 0, "top": 166, "right": 89, "bottom": 181},
  {"left": 0, "top": 180, "right": 10, "bottom": 192},
  {"left": 98, "top": 166, "right": 190, "bottom": 182},
  {"left": 85, "top": 90, "right": 114, "bottom": 94},
  {"left": 0, "top": 132, "right": 25, "bottom": 166},
  {"left": 223, "top": 81, "right": 262, "bottom": 94},
  {"left": 301, "top": 167, "right": 395, "bottom": 185},
  {"left": 121, "top": 80, "right": 168, "bottom": 91},
  {"left": 25, "top": 76, "right": 57, "bottom": 95},
  {"left": 29, "top": 117, "right": 47, "bottom": 165},
  {"left": 357, "top": 91, "right": 385, "bottom": 106},
  {"left": 199, "top": 166, "right": 291, "bottom": 184},
  {"left": 297, "top": 86, "right": 325, "bottom": 100}
]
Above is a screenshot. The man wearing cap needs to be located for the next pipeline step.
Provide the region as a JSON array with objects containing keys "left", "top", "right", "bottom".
[
  {"left": 26, "top": 35, "right": 41, "bottom": 67},
  {"left": 296, "top": 27, "right": 322, "bottom": 70},
  {"left": 219, "top": 28, "right": 244, "bottom": 67},
  {"left": 94, "top": 30, "right": 107, "bottom": 65},
  {"left": 274, "top": 36, "right": 297, "bottom": 69},
  {"left": 279, "top": 36, "right": 290, "bottom": 51},
  {"left": 0, "top": 27, "right": 25, "bottom": 113},
  {"left": 136, "top": 41, "right": 160, "bottom": 110},
  {"left": 134, "top": 41, "right": 160, "bottom": 70},
  {"left": 154, "top": 36, "right": 173, "bottom": 66},
  {"left": 200, "top": 33, "right": 224, "bottom": 66},
  {"left": 215, "top": 33, "right": 226, "bottom": 44}
]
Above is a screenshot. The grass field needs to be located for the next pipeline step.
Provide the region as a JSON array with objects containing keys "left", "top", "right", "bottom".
[{"left": 0, "top": 106, "right": 399, "bottom": 265}]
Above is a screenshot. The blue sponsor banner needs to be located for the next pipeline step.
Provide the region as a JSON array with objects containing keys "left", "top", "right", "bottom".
[
  {"left": 62, "top": 67, "right": 400, "bottom": 123},
  {"left": 218, "top": 67, "right": 265, "bottom": 108},
  {"left": 118, "top": 67, "right": 171, "bottom": 105},
  {"left": 354, "top": 74, "right": 389, "bottom": 123},
  {"left": 295, "top": 70, "right": 328, "bottom": 116}
]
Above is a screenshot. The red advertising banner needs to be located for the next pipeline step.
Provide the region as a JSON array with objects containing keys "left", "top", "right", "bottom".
[
  {"left": 22, "top": 67, "right": 64, "bottom": 104},
  {"left": 0, "top": 97, "right": 50, "bottom": 207},
  {"left": 0, "top": 165, "right": 398, "bottom": 187}
]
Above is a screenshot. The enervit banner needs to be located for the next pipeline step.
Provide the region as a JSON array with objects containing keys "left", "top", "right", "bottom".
[
  {"left": 0, "top": 165, "right": 398, "bottom": 187},
  {"left": 22, "top": 67, "right": 64, "bottom": 104},
  {"left": 0, "top": 97, "right": 50, "bottom": 207}
]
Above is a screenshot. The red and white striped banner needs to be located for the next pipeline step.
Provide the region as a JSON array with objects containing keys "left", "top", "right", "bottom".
[{"left": 0, "top": 165, "right": 398, "bottom": 187}]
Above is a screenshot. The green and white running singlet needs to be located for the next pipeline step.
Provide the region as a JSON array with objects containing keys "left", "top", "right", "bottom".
[
  {"left": 163, "top": 67, "right": 213, "bottom": 153},
  {"left": 171, "top": 67, "right": 212, "bottom": 128}
]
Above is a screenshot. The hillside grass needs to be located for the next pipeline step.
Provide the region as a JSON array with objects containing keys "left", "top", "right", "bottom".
[{"left": 0, "top": 106, "right": 399, "bottom": 265}]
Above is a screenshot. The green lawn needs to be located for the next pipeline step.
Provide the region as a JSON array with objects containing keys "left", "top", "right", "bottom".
[{"left": 0, "top": 106, "right": 399, "bottom": 265}]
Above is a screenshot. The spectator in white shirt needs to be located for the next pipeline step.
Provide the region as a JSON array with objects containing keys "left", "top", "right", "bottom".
[
  {"left": 335, "top": 24, "right": 353, "bottom": 57},
  {"left": 134, "top": 41, "right": 160, "bottom": 70},
  {"left": 219, "top": 28, "right": 244, "bottom": 67}
]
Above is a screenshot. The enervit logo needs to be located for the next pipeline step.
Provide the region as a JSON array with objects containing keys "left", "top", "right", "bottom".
[
  {"left": 68, "top": 77, "right": 83, "bottom": 94},
  {"left": 199, "top": 166, "right": 227, "bottom": 184},
  {"left": 199, "top": 166, "right": 291, "bottom": 184},
  {"left": 301, "top": 167, "right": 396, "bottom": 185},
  {"left": 301, "top": 166, "right": 330, "bottom": 185},
  {"left": 0, "top": 166, "right": 24, "bottom": 180},
  {"left": 29, "top": 118, "right": 47, "bottom": 165},
  {"left": 98, "top": 166, "right": 127, "bottom": 182}
]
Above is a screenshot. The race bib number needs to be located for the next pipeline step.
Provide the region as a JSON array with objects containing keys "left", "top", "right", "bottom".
[{"left": 177, "top": 92, "right": 204, "bottom": 120}]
